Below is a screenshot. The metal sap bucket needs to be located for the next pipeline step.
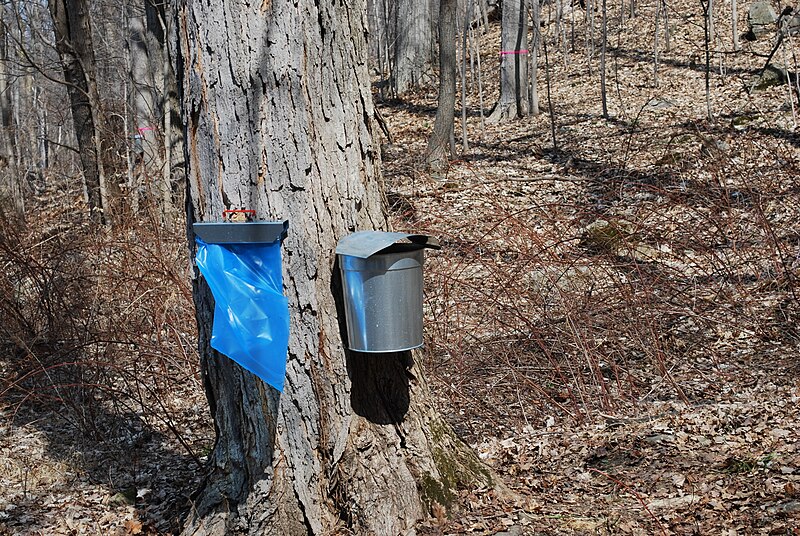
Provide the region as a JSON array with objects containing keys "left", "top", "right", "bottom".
[{"left": 336, "top": 232, "right": 439, "bottom": 353}]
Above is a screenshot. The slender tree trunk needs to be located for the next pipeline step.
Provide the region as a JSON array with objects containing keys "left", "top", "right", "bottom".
[
  {"left": 601, "top": 0, "right": 608, "bottom": 117},
  {"left": 489, "top": 0, "right": 529, "bottom": 122},
  {"left": 427, "top": 0, "right": 458, "bottom": 170},
  {"left": 586, "top": 0, "right": 596, "bottom": 65},
  {"left": 461, "top": 0, "right": 474, "bottom": 151},
  {"left": 179, "top": 0, "right": 492, "bottom": 533},
  {"left": 474, "top": 24, "right": 486, "bottom": 132},
  {"left": 49, "top": 0, "right": 107, "bottom": 223},
  {"left": 129, "top": 0, "right": 163, "bottom": 212},
  {"left": 30, "top": 17, "right": 48, "bottom": 177},
  {"left": 0, "top": 15, "right": 23, "bottom": 214},
  {"left": 654, "top": 0, "right": 661, "bottom": 87},
  {"left": 155, "top": 4, "right": 182, "bottom": 226},
  {"left": 123, "top": 0, "right": 138, "bottom": 212},
  {"left": 701, "top": 0, "right": 713, "bottom": 121},
  {"left": 708, "top": 0, "right": 715, "bottom": 45},
  {"left": 731, "top": 0, "right": 740, "bottom": 51},
  {"left": 530, "top": 0, "right": 541, "bottom": 115},
  {"left": 544, "top": 38, "right": 558, "bottom": 150},
  {"left": 34, "top": 88, "right": 48, "bottom": 173}
]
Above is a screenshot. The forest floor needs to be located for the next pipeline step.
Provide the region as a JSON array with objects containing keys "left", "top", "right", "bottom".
[
  {"left": 381, "top": 0, "right": 800, "bottom": 533},
  {"left": 2, "top": 0, "right": 800, "bottom": 534}
]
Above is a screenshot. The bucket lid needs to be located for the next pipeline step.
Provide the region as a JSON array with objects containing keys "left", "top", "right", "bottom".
[
  {"left": 193, "top": 220, "right": 289, "bottom": 244},
  {"left": 336, "top": 231, "right": 440, "bottom": 259}
]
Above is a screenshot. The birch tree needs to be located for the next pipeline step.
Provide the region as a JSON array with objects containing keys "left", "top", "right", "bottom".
[{"left": 179, "top": 0, "right": 492, "bottom": 533}]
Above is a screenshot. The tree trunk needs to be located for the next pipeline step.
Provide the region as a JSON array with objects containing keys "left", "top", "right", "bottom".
[
  {"left": 427, "top": 0, "right": 458, "bottom": 171},
  {"left": 128, "top": 0, "right": 162, "bottom": 194},
  {"left": 128, "top": 0, "right": 183, "bottom": 225},
  {"left": 178, "top": 0, "right": 492, "bottom": 534},
  {"left": 393, "top": 0, "right": 435, "bottom": 95},
  {"left": 530, "top": 0, "right": 541, "bottom": 116},
  {"left": 367, "top": 0, "right": 392, "bottom": 98},
  {"left": 49, "top": 0, "right": 107, "bottom": 223},
  {"left": 654, "top": 0, "right": 661, "bottom": 87},
  {"left": 0, "top": 14, "right": 24, "bottom": 214},
  {"left": 461, "top": 0, "right": 474, "bottom": 151},
  {"left": 708, "top": 0, "right": 715, "bottom": 45},
  {"left": 702, "top": 0, "right": 713, "bottom": 121},
  {"left": 601, "top": 0, "right": 608, "bottom": 117},
  {"left": 488, "top": 0, "right": 529, "bottom": 122}
]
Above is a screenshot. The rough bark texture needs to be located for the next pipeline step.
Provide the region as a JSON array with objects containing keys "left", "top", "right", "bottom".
[
  {"left": 488, "top": 0, "right": 529, "bottom": 122},
  {"left": 393, "top": 0, "right": 435, "bottom": 95},
  {"left": 178, "top": 0, "right": 491, "bottom": 534},
  {"left": 49, "top": 0, "right": 106, "bottom": 222},
  {"left": 426, "top": 0, "right": 457, "bottom": 171}
]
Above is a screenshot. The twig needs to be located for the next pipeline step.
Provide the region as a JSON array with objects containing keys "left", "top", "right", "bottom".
[{"left": 587, "top": 467, "right": 668, "bottom": 536}]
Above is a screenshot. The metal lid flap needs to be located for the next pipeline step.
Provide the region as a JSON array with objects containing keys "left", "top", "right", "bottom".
[
  {"left": 335, "top": 231, "right": 440, "bottom": 258},
  {"left": 193, "top": 220, "right": 289, "bottom": 244}
]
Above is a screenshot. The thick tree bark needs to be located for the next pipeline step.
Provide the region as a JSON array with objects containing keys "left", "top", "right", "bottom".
[
  {"left": 179, "top": 0, "right": 492, "bottom": 534},
  {"left": 49, "top": 0, "right": 108, "bottom": 223},
  {"left": 488, "top": 0, "right": 529, "bottom": 122},
  {"left": 427, "top": 0, "right": 458, "bottom": 171}
]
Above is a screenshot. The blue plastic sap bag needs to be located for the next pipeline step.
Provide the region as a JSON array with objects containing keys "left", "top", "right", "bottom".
[{"left": 195, "top": 238, "right": 290, "bottom": 391}]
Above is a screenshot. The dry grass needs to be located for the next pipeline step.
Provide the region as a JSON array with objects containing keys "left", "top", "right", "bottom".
[
  {"left": 0, "top": 179, "right": 211, "bottom": 534},
  {"left": 1, "top": 0, "right": 800, "bottom": 532}
]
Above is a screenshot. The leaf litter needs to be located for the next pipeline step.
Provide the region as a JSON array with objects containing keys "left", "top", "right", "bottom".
[{"left": 2, "top": 0, "right": 800, "bottom": 533}]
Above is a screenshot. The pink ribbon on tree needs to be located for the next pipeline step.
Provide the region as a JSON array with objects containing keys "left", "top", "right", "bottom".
[{"left": 499, "top": 49, "right": 529, "bottom": 55}]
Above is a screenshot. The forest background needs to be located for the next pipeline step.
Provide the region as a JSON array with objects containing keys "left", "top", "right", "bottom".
[{"left": 0, "top": 0, "right": 799, "bottom": 533}]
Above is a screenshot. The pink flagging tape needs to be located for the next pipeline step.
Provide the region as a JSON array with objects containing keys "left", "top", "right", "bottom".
[
  {"left": 137, "top": 126, "right": 155, "bottom": 132},
  {"left": 500, "top": 49, "right": 529, "bottom": 55}
]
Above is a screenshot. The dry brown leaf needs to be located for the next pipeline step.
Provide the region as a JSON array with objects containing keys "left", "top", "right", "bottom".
[{"left": 124, "top": 518, "right": 143, "bottom": 535}]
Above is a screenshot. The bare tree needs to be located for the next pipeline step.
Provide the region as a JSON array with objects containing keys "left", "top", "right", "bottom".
[
  {"left": 0, "top": 14, "right": 23, "bottom": 214},
  {"left": 488, "top": 0, "right": 530, "bottom": 122},
  {"left": 701, "top": 0, "right": 713, "bottom": 120},
  {"left": 126, "top": 0, "right": 183, "bottom": 224},
  {"left": 427, "top": 0, "right": 458, "bottom": 170},
  {"left": 394, "top": 0, "right": 436, "bottom": 94},
  {"left": 49, "top": 0, "right": 110, "bottom": 222},
  {"left": 529, "top": 0, "right": 541, "bottom": 116},
  {"left": 600, "top": 0, "right": 608, "bottom": 117},
  {"left": 180, "top": 0, "right": 492, "bottom": 533},
  {"left": 461, "top": 0, "right": 474, "bottom": 150}
]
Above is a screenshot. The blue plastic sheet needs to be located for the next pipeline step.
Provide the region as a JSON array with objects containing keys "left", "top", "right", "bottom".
[{"left": 195, "top": 238, "right": 290, "bottom": 391}]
